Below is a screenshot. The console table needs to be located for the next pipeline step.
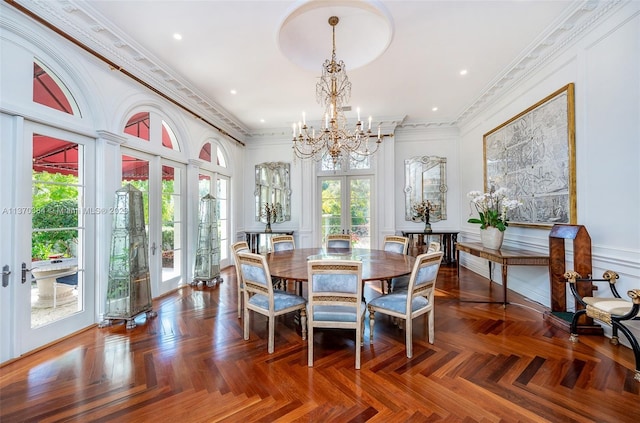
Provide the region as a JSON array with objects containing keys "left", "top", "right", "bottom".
[
  {"left": 402, "top": 231, "right": 458, "bottom": 263},
  {"left": 244, "top": 231, "right": 294, "bottom": 254},
  {"left": 456, "top": 241, "right": 549, "bottom": 307}
]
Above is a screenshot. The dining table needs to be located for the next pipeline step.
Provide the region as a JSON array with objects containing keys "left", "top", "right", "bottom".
[{"left": 265, "top": 247, "right": 416, "bottom": 283}]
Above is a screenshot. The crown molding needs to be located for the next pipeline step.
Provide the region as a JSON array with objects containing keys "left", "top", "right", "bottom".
[{"left": 453, "top": 0, "right": 624, "bottom": 126}]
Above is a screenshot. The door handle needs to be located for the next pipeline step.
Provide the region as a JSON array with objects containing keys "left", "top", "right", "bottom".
[
  {"left": 2, "top": 265, "right": 10, "bottom": 287},
  {"left": 151, "top": 242, "right": 157, "bottom": 255},
  {"left": 21, "top": 262, "right": 31, "bottom": 284}
]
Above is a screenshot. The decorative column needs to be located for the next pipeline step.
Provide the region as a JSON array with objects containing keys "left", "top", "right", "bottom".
[
  {"left": 192, "top": 193, "right": 222, "bottom": 287},
  {"left": 100, "top": 184, "right": 156, "bottom": 329}
]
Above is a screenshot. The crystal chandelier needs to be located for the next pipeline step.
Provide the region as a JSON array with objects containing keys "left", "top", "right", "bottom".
[{"left": 292, "top": 16, "right": 387, "bottom": 166}]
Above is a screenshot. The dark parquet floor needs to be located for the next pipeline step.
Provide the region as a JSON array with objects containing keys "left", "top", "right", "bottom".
[{"left": 1, "top": 264, "right": 637, "bottom": 422}]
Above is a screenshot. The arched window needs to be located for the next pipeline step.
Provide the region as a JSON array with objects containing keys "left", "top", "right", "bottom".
[
  {"left": 32, "top": 59, "right": 80, "bottom": 116},
  {"left": 123, "top": 112, "right": 181, "bottom": 152},
  {"left": 124, "top": 112, "right": 150, "bottom": 141},
  {"left": 199, "top": 142, "right": 226, "bottom": 167},
  {"left": 162, "top": 120, "right": 179, "bottom": 151}
]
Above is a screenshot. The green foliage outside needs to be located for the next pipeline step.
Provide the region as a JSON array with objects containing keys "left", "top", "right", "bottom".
[
  {"left": 321, "top": 179, "right": 370, "bottom": 246},
  {"left": 32, "top": 172, "right": 79, "bottom": 259},
  {"left": 32, "top": 173, "right": 177, "bottom": 260}
]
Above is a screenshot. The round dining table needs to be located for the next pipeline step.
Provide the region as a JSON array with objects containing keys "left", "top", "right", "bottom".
[{"left": 265, "top": 248, "right": 415, "bottom": 282}]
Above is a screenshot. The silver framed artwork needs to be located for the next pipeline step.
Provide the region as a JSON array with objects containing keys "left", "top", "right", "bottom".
[{"left": 483, "top": 83, "right": 576, "bottom": 228}]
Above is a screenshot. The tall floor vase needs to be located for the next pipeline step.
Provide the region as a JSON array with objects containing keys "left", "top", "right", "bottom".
[{"left": 480, "top": 227, "right": 504, "bottom": 250}]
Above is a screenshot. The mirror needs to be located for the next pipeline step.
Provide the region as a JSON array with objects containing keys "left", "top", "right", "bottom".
[
  {"left": 404, "top": 156, "right": 447, "bottom": 222},
  {"left": 255, "top": 162, "right": 291, "bottom": 223}
]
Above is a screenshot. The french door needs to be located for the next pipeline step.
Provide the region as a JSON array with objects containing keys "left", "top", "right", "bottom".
[
  {"left": 318, "top": 175, "right": 373, "bottom": 248},
  {"left": 3, "top": 119, "right": 96, "bottom": 358}
]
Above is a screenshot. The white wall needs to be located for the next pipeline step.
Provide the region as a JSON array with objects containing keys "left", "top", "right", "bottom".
[{"left": 457, "top": 2, "right": 640, "bottom": 339}]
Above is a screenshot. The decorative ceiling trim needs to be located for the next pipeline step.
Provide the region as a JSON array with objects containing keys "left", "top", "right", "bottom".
[
  {"left": 451, "top": 0, "right": 623, "bottom": 127},
  {"left": 7, "top": 0, "right": 624, "bottom": 136}
]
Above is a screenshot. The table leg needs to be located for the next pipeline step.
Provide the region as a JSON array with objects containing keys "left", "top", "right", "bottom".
[{"left": 502, "top": 264, "right": 508, "bottom": 308}]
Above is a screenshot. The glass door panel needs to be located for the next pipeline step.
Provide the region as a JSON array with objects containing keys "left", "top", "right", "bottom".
[
  {"left": 320, "top": 178, "right": 344, "bottom": 246},
  {"left": 319, "top": 176, "right": 372, "bottom": 249},
  {"left": 350, "top": 178, "right": 371, "bottom": 248},
  {"left": 161, "top": 163, "right": 182, "bottom": 284},
  {"left": 31, "top": 134, "right": 84, "bottom": 327},
  {"left": 217, "top": 176, "right": 229, "bottom": 265}
]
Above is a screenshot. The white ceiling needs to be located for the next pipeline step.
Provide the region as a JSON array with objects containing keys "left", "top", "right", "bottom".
[{"left": 19, "top": 0, "right": 600, "bottom": 140}]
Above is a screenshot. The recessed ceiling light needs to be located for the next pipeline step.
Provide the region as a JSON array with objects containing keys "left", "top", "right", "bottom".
[
  {"left": 173, "top": 33, "right": 182, "bottom": 41},
  {"left": 432, "top": 107, "right": 438, "bottom": 112},
  {"left": 260, "top": 119, "right": 265, "bottom": 123},
  {"left": 459, "top": 69, "right": 468, "bottom": 76},
  {"left": 230, "top": 89, "right": 237, "bottom": 95}
]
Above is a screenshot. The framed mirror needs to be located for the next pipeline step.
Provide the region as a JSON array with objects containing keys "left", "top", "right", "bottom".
[
  {"left": 404, "top": 156, "right": 447, "bottom": 222},
  {"left": 255, "top": 162, "right": 291, "bottom": 223}
]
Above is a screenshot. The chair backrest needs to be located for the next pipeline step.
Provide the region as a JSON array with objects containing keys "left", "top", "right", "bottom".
[
  {"left": 383, "top": 235, "right": 409, "bottom": 255},
  {"left": 231, "top": 241, "right": 250, "bottom": 277},
  {"left": 307, "top": 259, "right": 363, "bottom": 326},
  {"left": 427, "top": 241, "right": 441, "bottom": 253},
  {"left": 326, "top": 234, "right": 352, "bottom": 249},
  {"left": 406, "top": 251, "right": 443, "bottom": 307},
  {"left": 237, "top": 251, "right": 275, "bottom": 306},
  {"left": 270, "top": 234, "right": 295, "bottom": 252}
]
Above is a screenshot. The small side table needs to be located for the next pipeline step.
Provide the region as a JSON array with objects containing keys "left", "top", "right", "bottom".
[{"left": 401, "top": 231, "right": 458, "bottom": 264}]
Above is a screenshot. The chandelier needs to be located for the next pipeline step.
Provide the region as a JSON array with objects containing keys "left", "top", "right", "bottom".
[{"left": 292, "top": 16, "right": 388, "bottom": 166}]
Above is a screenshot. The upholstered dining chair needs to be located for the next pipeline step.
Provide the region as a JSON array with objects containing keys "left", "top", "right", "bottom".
[
  {"left": 269, "top": 234, "right": 300, "bottom": 293},
  {"left": 379, "top": 235, "right": 410, "bottom": 294},
  {"left": 270, "top": 234, "right": 295, "bottom": 252},
  {"left": 307, "top": 259, "right": 365, "bottom": 369},
  {"left": 368, "top": 251, "right": 443, "bottom": 358},
  {"left": 237, "top": 251, "right": 307, "bottom": 354},
  {"left": 391, "top": 240, "right": 440, "bottom": 292},
  {"left": 231, "top": 241, "right": 250, "bottom": 318},
  {"left": 326, "top": 234, "right": 352, "bottom": 249}
]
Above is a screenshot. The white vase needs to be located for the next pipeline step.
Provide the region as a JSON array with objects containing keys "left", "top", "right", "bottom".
[{"left": 480, "top": 227, "right": 504, "bottom": 250}]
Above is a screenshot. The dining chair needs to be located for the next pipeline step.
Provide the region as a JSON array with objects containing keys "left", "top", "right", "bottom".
[
  {"left": 307, "top": 259, "right": 365, "bottom": 369},
  {"left": 326, "top": 234, "right": 352, "bottom": 249},
  {"left": 237, "top": 251, "right": 307, "bottom": 354},
  {"left": 368, "top": 251, "right": 443, "bottom": 358},
  {"left": 269, "top": 234, "right": 300, "bottom": 293},
  {"left": 231, "top": 241, "right": 250, "bottom": 318},
  {"left": 379, "top": 235, "right": 410, "bottom": 294},
  {"left": 270, "top": 234, "right": 295, "bottom": 252},
  {"left": 391, "top": 240, "right": 440, "bottom": 292}
]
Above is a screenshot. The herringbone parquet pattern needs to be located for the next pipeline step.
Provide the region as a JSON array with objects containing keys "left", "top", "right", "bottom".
[{"left": 1, "top": 265, "right": 637, "bottom": 422}]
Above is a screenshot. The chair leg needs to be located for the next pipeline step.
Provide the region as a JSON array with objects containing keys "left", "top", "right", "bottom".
[
  {"left": 268, "top": 316, "right": 275, "bottom": 354},
  {"left": 569, "top": 309, "right": 587, "bottom": 343},
  {"left": 368, "top": 308, "right": 375, "bottom": 341},
  {"left": 300, "top": 308, "right": 307, "bottom": 341},
  {"left": 355, "top": 321, "right": 362, "bottom": 370},
  {"left": 308, "top": 325, "right": 314, "bottom": 367},
  {"left": 428, "top": 309, "right": 435, "bottom": 344},
  {"left": 405, "top": 317, "right": 413, "bottom": 358},
  {"left": 243, "top": 308, "right": 250, "bottom": 341},
  {"left": 237, "top": 288, "right": 243, "bottom": 319},
  {"left": 612, "top": 321, "right": 640, "bottom": 382}
]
